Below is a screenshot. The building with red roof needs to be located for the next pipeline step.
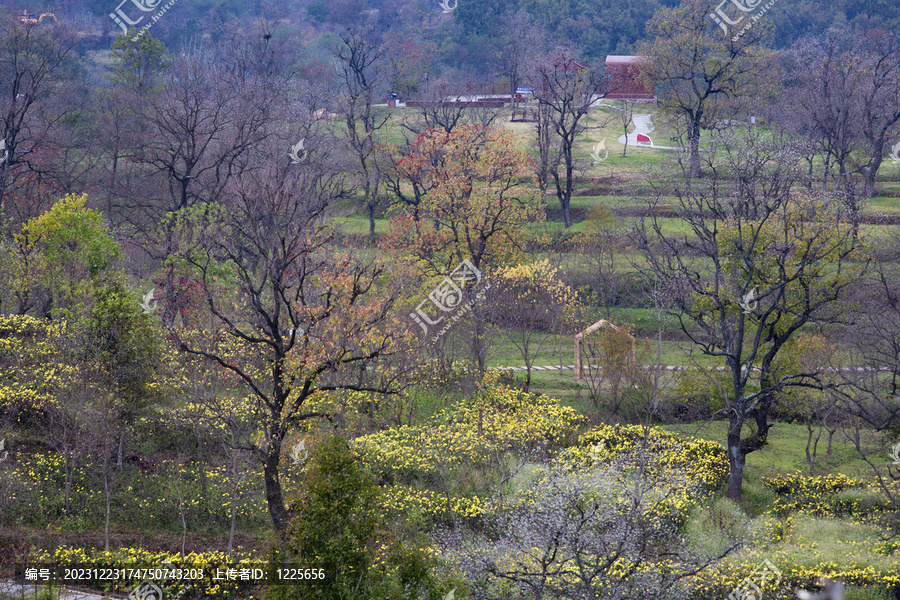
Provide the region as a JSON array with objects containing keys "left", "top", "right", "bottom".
[{"left": 604, "top": 55, "right": 655, "bottom": 101}]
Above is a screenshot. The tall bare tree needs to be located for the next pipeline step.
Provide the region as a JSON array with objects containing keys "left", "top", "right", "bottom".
[
  {"left": 0, "top": 18, "right": 78, "bottom": 229},
  {"left": 530, "top": 55, "right": 609, "bottom": 228},
  {"left": 635, "top": 131, "right": 864, "bottom": 500},
  {"left": 788, "top": 28, "right": 900, "bottom": 208},
  {"left": 334, "top": 29, "right": 389, "bottom": 238},
  {"left": 127, "top": 57, "right": 276, "bottom": 232},
  {"left": 638, "top": 0, "right": 778, "bottom": 179},
  {"left": 169, "top": 136, "right": 413, "bottom": 533}
]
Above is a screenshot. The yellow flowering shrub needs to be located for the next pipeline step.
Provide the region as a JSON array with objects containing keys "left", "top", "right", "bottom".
[
  {"left": 446, "top": 379, "right": 585, "bottom": 448},
  {"left": 690, "top": 550, "right": 900, "bottom": 599},
  {"left": 354, "top": 380, "right": 584, "bottom": 526},
  {"left": 357, "top": 380, "right": 583, "bottom": 485},
  {"left": 356, "top": 423, "right": 495, "bottom": 485},
  {"left": 378, "top": 485, "right": 487, "bottom": 521},
  {"left": 570, "top": 424, "right": 729, "bottom": 491},
  {"left": 763, "top": 473, "right": 889, "bottom": 519}
]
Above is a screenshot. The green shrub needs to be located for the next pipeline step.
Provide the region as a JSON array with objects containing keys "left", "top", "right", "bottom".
[{"left": 273, "top": 435, "right": 452, "bottom": 600}]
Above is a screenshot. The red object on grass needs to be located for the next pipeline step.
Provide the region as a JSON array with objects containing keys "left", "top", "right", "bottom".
[{"left": 636, "top": 133, "right": 651, "bottom": 143}]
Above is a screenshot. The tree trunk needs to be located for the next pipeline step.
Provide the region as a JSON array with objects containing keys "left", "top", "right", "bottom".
[
  {"left": 263, "top": 436, "right": 290, "bottom": 534},
  {"left": 64, "top": 451, "right": 72, "bottom": 513},
  {"left": 117, "top": 429, "right": 125, "bottom": 469},
  {"left": 826, "top": 426, "right": 835, "bottom": 457},
  {"left": 805, "top": 420, "right": 814, "bottom": 469},
  {"left": 560, "top": 198, "right": 572, "bottom": 228},
  {"left": 103, "top": 458, "right": 111, "bottom": 552},
  {"left": 864, "top": 155, "right": 883, "bottom": 199},
  {"left": 0, "top": 144, "right": 11, "bottom": 222},
  {"left": 807, "top": 155, "right": 814, "bottom": 190},
  {"left": 523, "top": 337, "right": 532, "bottom": 392},
  {"left": 812, "top": 423, "right": 822, "bottom": 467},
  {"left": 726, "top": 419, "right": 744, "bottom": 500},
  {"left": 198, "top": 438, "right": 207, "bottom": 500},
  {"left": 178, "top": 487, "right": 187, "bottom": 558},
  {"left": 472, "top": 303, "right": 488, "bottom": 374},
  {"left": 562, "top": 150, "right": 574, "bottom": 228},
  {"left": 690, "top": 114, "right": 702, "bottom": 179},
  {"left": 228, "top": 484, "right": 238, "bottom": 557},
  {"left": 441, "top": 471, "right": 459, "bottom": 532},
  {"left": 108, "top": 150, "right": 119, "bottom": 217}
]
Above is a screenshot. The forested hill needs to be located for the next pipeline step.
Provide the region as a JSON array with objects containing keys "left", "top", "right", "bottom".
[{"left": 7, "top": 0, "right": 900, "bottom": 72}]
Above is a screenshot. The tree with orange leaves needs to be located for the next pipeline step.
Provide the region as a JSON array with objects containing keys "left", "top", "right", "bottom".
[
  {"left": 384, "top": 124, "right": 543, "bottom": 276},
  {"left": 384, "top": 124, "right": 543, "bottom": 371},
  {"left": 166, "top": 139, "right": 416, "bottom": 534}
]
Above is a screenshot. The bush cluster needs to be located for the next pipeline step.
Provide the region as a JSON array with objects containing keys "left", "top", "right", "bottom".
[
  {"left": 571, "top": 424, "right": 730, "bottom": 491},
  {"left": 762, "top": 473, "right": 889, "bottom": 519}
]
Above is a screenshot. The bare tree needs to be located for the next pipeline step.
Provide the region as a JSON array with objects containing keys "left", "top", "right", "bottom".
[
  {"left": 403, "top": 82, "right": 502, "bottom": 136},
  {"left": 634, "top": 131, "right": 864, "bottom": 500},
  {"left": 168, "top": 136, "right": 413, "bottom": 534},
  {"left": 0, "top": 18, "right": 78, "bottom": 227},
  {"left": 577, "top": 204, "right": 622, "bottom": 318},
  {"left": 496, "top": 12, "right": 545, "bottom": 113},
  {"left": 126, "top": 57, "right": 277, "bottom": 232},
  {"left": 638, "top": 0, "right": 778, "bottom": 179},
  {"left": 334, "top": 28, "right": 389, "bottom": 238},
  {"left": 855, "top": 30, "right": 900, "bottom": 199},
  {"left": 215, "top": 18, "right": 295, "bottom": 82},
  {"left": 443, "top": 455, "right": 739, "bottom": 600},
  {"left": 529, "top": 56, "right": 609, "bottom": 228},
  {"left": 830, "top": 250, "right": 900, "bottom": 516},
  {"left": 788, "top": 28, "right": 900, "bottom": 209}
]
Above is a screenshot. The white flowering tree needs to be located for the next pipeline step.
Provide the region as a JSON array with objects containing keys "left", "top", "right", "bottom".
[{"left": 441, "top": 452, "right": 739, "bottom": 600}]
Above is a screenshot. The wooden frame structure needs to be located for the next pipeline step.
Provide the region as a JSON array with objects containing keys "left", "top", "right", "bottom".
[{"left": 574, "top": 319, "right": 635, "bottom": 382}]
